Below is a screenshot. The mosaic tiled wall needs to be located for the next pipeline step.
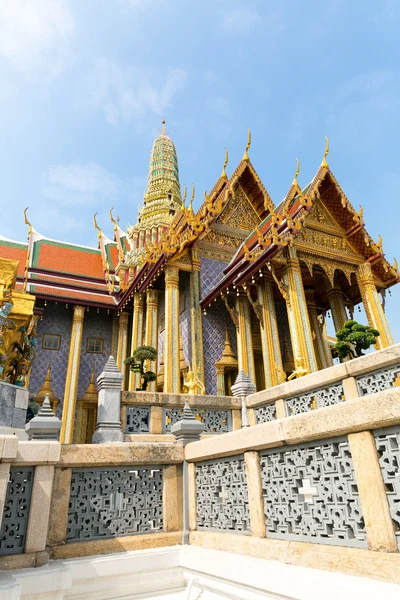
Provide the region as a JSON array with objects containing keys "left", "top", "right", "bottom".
[
  {"left": 200, "top": 257, "right": 228, "bottom": 297},
  {"left": 179, "top": 271, "right": 192, "bottom": 368},
  {"left": 29, "top": 303, "right": 72, "bottom": 405},
  {"left": 29, "top": 303, "right": 112, "bottom": 417},
  {"left": 78, "top": 309, "right": 113, "bottom": 399},
  {"left": 202, "top": 299, "right": 237, "bottom": 395}
]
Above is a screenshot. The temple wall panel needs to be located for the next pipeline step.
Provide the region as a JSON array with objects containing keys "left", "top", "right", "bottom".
[
  {"left": 200, "top": 257, "right": 228, "bottom": 297},
  {"left": 202, "top": 298, "right": 237, "bottom": 395},
  {"left": 179, "top": 271, "right": 192, "bottom": 368},
  {"left": 77, "top": 309, "right": 113, "bottom": 399},
  {"left": 29, "top": 303, "right": 72, "bottom": 414}
]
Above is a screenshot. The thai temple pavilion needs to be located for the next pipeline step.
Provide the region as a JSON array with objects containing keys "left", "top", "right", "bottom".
[{"left": 0, "top": 122, "right": 398, "bottom": 443}]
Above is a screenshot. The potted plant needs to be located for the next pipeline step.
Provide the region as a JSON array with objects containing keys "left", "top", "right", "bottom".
[
  {"left": 334, "top": 320, "right": 380, "bottom": 360},
  {"left": 124, "top": 345, "right": 157, "bottom": 391}
]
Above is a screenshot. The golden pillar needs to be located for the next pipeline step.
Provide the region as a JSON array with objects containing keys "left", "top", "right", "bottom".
[
  {"left": 190, "top": 249, "right": 205, "bottom": 383},
  {"left": 235, "top": 292, "right": 256, "bottom": 383},
  {"left": 128, "top": 293, "right": 145, "bottom": 391},
  {"left": 327, "top": 287, "right": 348, "bottom": 333},
  {"left": 111, "top": 315, "right": 119, "bottom": 359},
  {"left": 164, "top": 265, "right": 180, "bottom": 392},
  {"left": 282, "top": 248, "right": 318, "bottom": 374},
  {"left": 257, "top": 276, "right": 283, "bottom": 388},
  {"left": 116, "top": 311, "right": 129, "bottom": 388},
  {"left": 305, "top": 289, "right": 333, "bottom": 370},
  {"left": 357, "top": 262, "right": 394, "bottom": 349},
  {"left": 144, "top": 289, "right": 159, "bottom": 392},
  {"left": 60, "top": 305, "right": 85, "bottom": 444}
]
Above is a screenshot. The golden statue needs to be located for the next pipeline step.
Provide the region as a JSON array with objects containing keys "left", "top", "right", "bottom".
[
  {"left": 287, "top": 357, "right": 309, "bottom": 381},
  {"left": 182, "top": 368, "right": 205, "bottom": 395}
]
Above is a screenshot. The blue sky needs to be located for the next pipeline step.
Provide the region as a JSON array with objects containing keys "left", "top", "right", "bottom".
[{"left": 0, "top": 0, "right": 399, "bottom": 337}]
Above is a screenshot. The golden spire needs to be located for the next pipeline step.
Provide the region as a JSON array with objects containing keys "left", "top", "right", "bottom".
[
  {"left": 23, "top": 207, "right": 32, "bottom": 235},
  {"left": 216, "top": 329, "right": 238, "bottom": 368},
  {"left": 293, "top": 158, "right": 300, "bottom": 186},
  {"left": 221, "top": 148, "right": 228, "bottom": 179},
  {"left": 78, "top": 370, "right": 98, "bottom": 404},
  {"left": 189, "top": 185, "right": 195, "bottom": 214},
  {"left": 36, "top": 365, "right": 60, "bottom": 410},
  {"left": 321, "top": 136, "right": 329, "bottom": 168},
  {"left": 93, "top": 213, "right": 101, "bottom": 239},
  {"left": 243, "top": 128, "right": 251, "bottom": 162},
  {"left": 161, "top": 119, "right": 167, "bottom": 135}
]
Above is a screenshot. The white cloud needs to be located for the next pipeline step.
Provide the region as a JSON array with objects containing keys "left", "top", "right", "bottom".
[
  {"left": 0, "top": 0, "right": 75, "bottom": 74},
  {"left": 43, "top": 163, "right": 121, "bottom": 206},
  {"left": 88, "top": 58, "right": 188, "bottom": 125},
  {"left": 222, "top": 7, "right": 261, "bottom": 34}
]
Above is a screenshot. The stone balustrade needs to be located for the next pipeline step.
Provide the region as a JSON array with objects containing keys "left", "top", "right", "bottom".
[
  {"left": 246, "top": 343, "right": 400, "bottom": 424},
  {"left": 121, "top": 390, "right": 241, "bottom": 440}
]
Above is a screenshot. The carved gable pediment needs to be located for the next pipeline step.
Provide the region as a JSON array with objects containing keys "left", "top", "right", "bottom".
[
  {"left": 214, "top": 184, "right": 260, "bottom": 232},
  {"left": 305, "top": 196, "right": 343, "bottom": 233}
]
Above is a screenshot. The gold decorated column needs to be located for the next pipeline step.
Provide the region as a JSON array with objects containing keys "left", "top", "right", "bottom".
[
  {"left": 190, "top": 249, "right": 205, "bottom": 384},
  {"left": 305, "top": 288, "right": 333, "bottom": 370},
  {"left": 111, "top": 315, "right": 119, "bottom": 359},
  {"left": 144, "top": 289, "right": 159, "bottom": 392},
  {"left": 282, "top": 247, "right": 318, "bottom": 374},
  {"left": 128, "top": 293, "right": 145, "bottom": 391},
  {"left": 257, "top": 276, "right": 283, "bottom": 388},
  {"left": 235, "top": 292, "right": 256, "bottom": 383},
  {"left": 357, "top": 262, "right": 394, "bottom": 349},
  {"left": 164, "top": 265, "right": 180, "bottom": 392},
  {"left": 327, "top": 286, "right": 348, "bottom": 333},
  {"left": 60, "top": 305, "right": 85, "bottom": 444},
  {"left": 116, "top": 311, "right": 129, "bottom": 388}
]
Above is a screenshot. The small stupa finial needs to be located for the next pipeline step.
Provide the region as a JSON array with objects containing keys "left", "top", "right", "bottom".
[
  {"left": 243, "top": 128, "right": 251, "bottom": 162},
  {"left": 321, "top": 136, "right": 329, "bottom": 168},
  {"left": 161, "top": 119, "right": 167, "bottom": 135},
  {"left": 221, "top": 148, "right": 228, "bottom": 179}
]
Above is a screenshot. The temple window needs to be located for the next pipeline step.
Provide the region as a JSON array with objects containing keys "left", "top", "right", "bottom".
[
  {"left": 86, "top": 338, "right": 104, "bottom": 354},
  {"left": 42, "top": 333, "right": 61, "bottom": 350}
]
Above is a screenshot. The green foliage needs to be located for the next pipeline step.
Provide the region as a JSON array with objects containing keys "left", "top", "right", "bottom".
[
  {"left": 333, "top": 320, "right": 380, "bottom": 359},
  {"left": 124, "top": 345, "right": 157, "bottom": 390}
]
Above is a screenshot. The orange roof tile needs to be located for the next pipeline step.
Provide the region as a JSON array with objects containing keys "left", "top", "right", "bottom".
[{"left": 0, "top": 240, "right": 28, "bottom": 277}]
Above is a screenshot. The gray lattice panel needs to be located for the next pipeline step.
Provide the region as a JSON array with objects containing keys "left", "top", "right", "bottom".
[
  {"left": 260, "top": 437, "right": 367, "bottom": 548},
  {"left": 0, "top": 467, "right": 34, "bottom": 556},
  {"left": 125, "top": 406, "right": 150, "bottom": 433},
  {"left": 66, "top": 466, "right": 163, "bottom": 542},
  {"left": 373, "top": 426, "right": 400, "bottom": 548},
  {"left": 255, "top": 404, "right": 277, "bottom": 423},
  {"left": 357, "top": 365, "right": 400, "bottom": 396},
  {"left": 164, "top": 407, "right": 231, "bottom": 433},
  {"left": 196, "top": 455, "right": 250, "bottom": 533},
  {"left": 285, "top": 383, "right": 344, "bottom": 416}
]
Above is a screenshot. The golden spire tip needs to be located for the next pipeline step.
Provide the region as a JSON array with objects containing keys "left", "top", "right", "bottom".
[
  {"left": 221, "top": 147, "right": 229, "bottom": 178},
  {"left": 293, "top": 158, "right": 300, "bottom": 185},
  {"left": 243, "top": 128, "right": 251, "bottom": 162}
]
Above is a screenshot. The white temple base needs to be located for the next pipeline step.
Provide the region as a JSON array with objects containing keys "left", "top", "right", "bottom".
[{"left": 0, "top": 545, "right": 399, "bottom": 600}]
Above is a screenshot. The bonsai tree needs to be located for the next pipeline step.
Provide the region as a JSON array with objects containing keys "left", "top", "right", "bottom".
[
  {"left": 124, "top": 345, "right": 157, "bottom": 391},
  {"left": 334, "top": 320, "right": 380, "bottom": 360}
]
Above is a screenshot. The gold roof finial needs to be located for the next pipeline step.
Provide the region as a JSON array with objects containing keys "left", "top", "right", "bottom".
[
  {"left": 182, "top": 184, "right": 187, "bottom": 208},
  {"left": 110, "top": 207, "right": 118, "bottom": 230},
  {"left": 221, "top": 148, "right": 228, "bottom": 179},
  {"left": 293, "top": 158, "right": 300, "bottom": 186},
  {"left": 189, "top": 184, "right": 195, "bottom": 213},
  {"left": 243, "top": 128, "right": 251, "bottom": 162},
  {"left": 394, "top": 258, "right": 399, "bottom": 272},
  {"left": 321, "top": 136, "right": 329, "bottom": 168},
  {"left": 93, "top": 213, "right": 101, "bottom": 239},
  {"left": 23, "top": 207, "right": 32, "bottom": 235}
]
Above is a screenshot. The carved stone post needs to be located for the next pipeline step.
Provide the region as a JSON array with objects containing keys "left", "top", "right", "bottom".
[
  {"left": 92, "top": 356, "right": 124, "bottom": 443},
  {"left": 164, "top": 265, "right": 180, "bottom": 392},
  {"left": 171, "top": 402, "right": 204, "bottom": 544},
  {"left": 128, "top": 293, "right": 145, "bottom": 391},
  {"left": 357, "top": 262, "right": 394, "bottom": 349},
  {"left": 60, "top": 305, "right": 84, "bottom": 444},
  {"left": 25, "top": 394, "right": 62, "bottom": 440},
  {"left": 231, "top": 370, "right": 256, "bottom": 428}
]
